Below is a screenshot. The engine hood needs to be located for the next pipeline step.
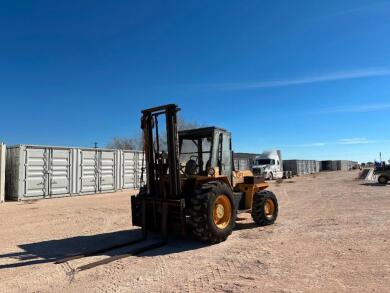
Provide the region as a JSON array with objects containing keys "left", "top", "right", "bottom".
[{"left": 253, "top": 164, "right": 270, "bottom": 169}]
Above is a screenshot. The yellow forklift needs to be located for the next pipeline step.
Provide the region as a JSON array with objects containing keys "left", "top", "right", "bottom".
[
  {"left": 56, "top": 104, "right": 278, "bottom": 271},
  {"left": 131, "top": 104, "right": 278, "bottom": 243}
]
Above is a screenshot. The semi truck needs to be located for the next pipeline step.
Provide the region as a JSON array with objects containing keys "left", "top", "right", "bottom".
[{"left": 252, "top": 150, "right": 292, "bottom": 180}]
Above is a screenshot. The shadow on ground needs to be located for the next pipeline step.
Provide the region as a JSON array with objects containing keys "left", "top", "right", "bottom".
[
  {"left": 0, "top": 229, "right": 215, "bottom": 269},
  {"left": 235, "top": 222, "right": 259, "bottom": 231},
  {"left": 360, "top": 183, "right": 388, "bottom": 187},
  {"left": 0, "top": 221, "right": 260, "bottom": 270},
  {"left": 0, "top": 230, "right": 140, "bottom": 269}
]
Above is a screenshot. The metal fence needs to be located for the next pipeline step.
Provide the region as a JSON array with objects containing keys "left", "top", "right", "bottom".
[
  {"left": 0, "top": 143, "right": 5, "bottom": 203},
  {"left": 5, "top": 145, "right": 145, "bottom": 201}
]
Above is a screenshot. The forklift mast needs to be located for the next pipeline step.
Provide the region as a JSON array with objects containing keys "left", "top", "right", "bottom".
[{"left": 141, "top": 104, "right": 181, "bottom": 198}]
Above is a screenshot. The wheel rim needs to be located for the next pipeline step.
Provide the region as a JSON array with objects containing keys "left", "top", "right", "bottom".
[
  {"left": 213, "top": 195, "right": 232, "bottom": 229},
  {"left": 264, "top": 198, "right": 275, "bottom": 220}
]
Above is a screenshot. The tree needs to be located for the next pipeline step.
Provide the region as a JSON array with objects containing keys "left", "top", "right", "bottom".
[
  {"left": 106, "top": 116, "right": 204, "bottom": 150},
  {"left": 106, "top": 135, "right": 142, "bottom": 150},
  {"left": 177, "top": 117, "right": 201, "bottom": 131}
]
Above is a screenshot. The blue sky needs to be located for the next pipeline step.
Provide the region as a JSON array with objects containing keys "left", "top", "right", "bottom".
[{"left": 1, "top": 0, "right": 390, "bottom": 162}]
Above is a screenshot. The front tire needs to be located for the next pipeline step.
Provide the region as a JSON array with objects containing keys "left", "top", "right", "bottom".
[
  {"left": 378, "top": 175, "right": 388, "bottom": 184},
  {"left": 251, "top": 190, "right": 278, "bottom": 226},
  {"left": 189, "top": 181, "right": 236, "bottom": 243}
]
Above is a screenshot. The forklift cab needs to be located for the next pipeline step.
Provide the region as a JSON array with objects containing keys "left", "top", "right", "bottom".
[{"left": 178, "top": 127, "right": 233, "bottom": 183}]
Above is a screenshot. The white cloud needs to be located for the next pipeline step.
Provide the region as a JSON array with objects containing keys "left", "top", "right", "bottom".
[
  {"left": 337, "top": 138, "right": 376, "bottom": 145},
  {"left": 206, "top": 68, "right": 390, "bottom": 90},
  {"left": 287, "top": 138, "right": 378, "bottom": 148},
  {"left": 321, "top": 1, "right": 390, "bottom": 19},
  {"left": 319, "top": 103, "right": 390, "bottom": 114}
]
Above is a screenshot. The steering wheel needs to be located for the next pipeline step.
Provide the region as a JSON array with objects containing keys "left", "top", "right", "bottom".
[{"left": 185, "top": 157, "right": 199, "bottom": 175}]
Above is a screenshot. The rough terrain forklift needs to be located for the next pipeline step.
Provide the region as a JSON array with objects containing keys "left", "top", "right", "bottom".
[
  {"left": 55, "top": 104, "right": 279, "bottom": 271},
  {"left": 131, "top": 104, "right": 278, "bottom": 243}
]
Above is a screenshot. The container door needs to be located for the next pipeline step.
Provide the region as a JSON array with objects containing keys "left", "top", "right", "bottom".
[
  {"left": 136, "top": 152, "right": 146, "bottom": 188},
  {"left": 24, "top": 148, "right": 48, "bottom": 198},
  {"left": 122, "top": 151, "right": 136, "bottom": 189},
  {"left": 49, "top": 149, "right": 71, "bottom": 197},
  {"left": 79, "top": 150, "right": 98, "bottom": 193},
  {"left": 233, "top": 159, "right": 239, "bottom": 170},
  {"left": 298, "top": 161, "right": 304, "bottom": 175},
  {"left": 99, "top": 150, "right": 116, "bottom": 192},
  {"left": 240, "top": 159, "right": 248, "bottom": 171}
]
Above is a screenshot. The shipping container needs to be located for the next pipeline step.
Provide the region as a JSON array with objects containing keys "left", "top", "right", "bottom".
[
  {"left": 283, "top": 160, "right": 303, "bottom": 176},
  {"left": 321, "top": 160, "right": 338, "bottom": 171},
  {"left": 233, "top": 153, "right": 258, "bottom": 171},
  {"left": 120, "top": 150, "right": 137, "bottom": 189},
  {"left": 316, "top": 161, "right": 321, "bottom": 172},
  {"left": 5, "top": 145, "right": 144, "bottom": 201},
  {"left": 5, "top": 145, "right": 72, "bottom": 200},
  {"left": 337, "top": 160, "right": 350, "bottom": 171},
  {"left": 283, "top": 160, "right": 320, "bottom": 176},
  {"left": 233, "top": 158, "right": 250, "bottom": 171},
  {"left": 321, "top": 160, "right": 357, "bottom": 171},
  {"left": 0, "top": 143, "right": 5, "bottom": 203},
  {"left": 119, "top": 150, "right": 145, "bottom": 189}
]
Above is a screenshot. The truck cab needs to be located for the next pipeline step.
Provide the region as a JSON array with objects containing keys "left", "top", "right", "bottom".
[{"left": 252, "top": 150, "right": 291, "bottom": 180}]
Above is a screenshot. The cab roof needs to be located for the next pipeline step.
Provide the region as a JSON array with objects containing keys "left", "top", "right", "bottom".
[{"left": 178, "top": 126, "right": 228, "bottom": 139}]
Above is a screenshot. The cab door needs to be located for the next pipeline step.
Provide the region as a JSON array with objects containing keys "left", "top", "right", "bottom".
[{"left": 217, "top": 131, "right": 232, "bottom": 181}]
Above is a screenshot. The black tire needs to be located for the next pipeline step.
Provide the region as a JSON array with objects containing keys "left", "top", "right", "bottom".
[
  {"left": 251, "top": 190, "right": 278, "bottom": 226},
  {"left": 268, "top": 173, "right": 274, "bottom": 180},
  {"left": 189, "top": 181, "right": 236, "bottom": 243},
  {"left": 378, "top": 175, "right": 388, "bottom": 184}
]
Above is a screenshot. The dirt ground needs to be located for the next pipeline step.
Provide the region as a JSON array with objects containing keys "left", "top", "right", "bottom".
[{"left": 0, "top": 171, "right": 389, "bottom": 293}]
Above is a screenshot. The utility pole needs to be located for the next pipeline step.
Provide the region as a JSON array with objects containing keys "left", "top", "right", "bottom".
[
  {"left": 94, "top": 142, "right": 98, "bottom": 149},
  {"left": 380, "top": 152, "right": 382, "bottom": 163}
]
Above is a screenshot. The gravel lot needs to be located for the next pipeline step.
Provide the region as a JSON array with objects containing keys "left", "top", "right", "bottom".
[{"left": 0, "top": 171, "right": 389, "bottom": 293}]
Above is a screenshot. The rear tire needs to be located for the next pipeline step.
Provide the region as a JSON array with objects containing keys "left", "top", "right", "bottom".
[
  {"left": 251, "top": 190, "right": 278, "bottom": 226},
  {"left": 378, "top": 175, "right": 388, "bottom": 184},
  {"left": 189, "top": 181, "right": 236, "bottom": 243}
]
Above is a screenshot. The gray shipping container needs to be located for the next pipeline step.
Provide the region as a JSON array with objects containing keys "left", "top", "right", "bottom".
[
  {"left": 321, "top": 160, "right": 357, "bottom": 171},
  {"left": 5, "top": 145, "right": 144, "bottom": 201},
  {"left": 316, "top": 161, "right": 321, "bottom": 172},
  {"left": 321, "top": 160, "right": 338, "bottom": 171},
  {"left": 337, "top": 160, "right": 353, "bottom": 171},
  {"left": 119, "top": 151, "right": 145, "bottom": 189},
  {"left": 233, "top": 153, "right": 258, "bottom": 171},
  {"left": 283, "top": 160, "right": 320, "bottom": 176},
  {"left": 233, "top": 158, "right": 250, "bottom": 171}
]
